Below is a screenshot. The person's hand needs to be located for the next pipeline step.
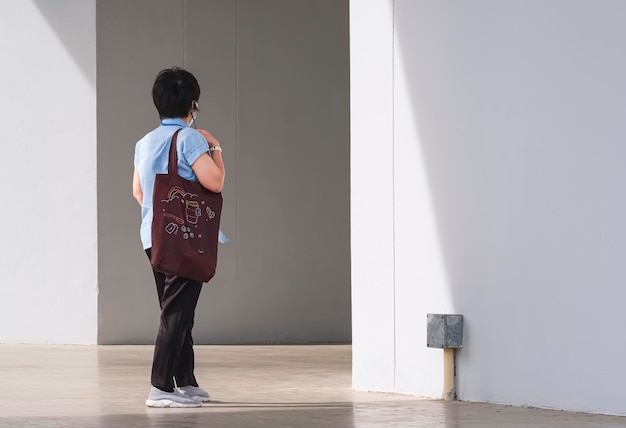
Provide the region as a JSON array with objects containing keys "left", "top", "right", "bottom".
[{"left": 196, "top": 129, "right": 220, "bottom": 148}]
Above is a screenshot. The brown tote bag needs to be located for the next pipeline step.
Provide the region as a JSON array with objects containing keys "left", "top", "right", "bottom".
[{"left": 151, "top": 129, "right": 223, "bottom": 282}]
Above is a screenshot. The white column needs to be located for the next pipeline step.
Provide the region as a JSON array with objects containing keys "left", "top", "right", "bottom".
[{"left": 350, "top": 0, "right": 396, "bottom": 392}]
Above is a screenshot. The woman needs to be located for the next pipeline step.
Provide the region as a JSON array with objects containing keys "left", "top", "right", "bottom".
[{"left": 132, "top": 67, "right": 225, "bottom": 408}]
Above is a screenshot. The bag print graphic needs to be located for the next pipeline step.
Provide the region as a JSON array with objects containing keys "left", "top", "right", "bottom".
[
  {"left": 151, "top": 129, "right": 223, "bottom": 282},
  {"left": 160, "top": 186, "right": 218, "bottom": 244},
  {"left": 161, "top": 187, "right": 213, "bottom": 233}
]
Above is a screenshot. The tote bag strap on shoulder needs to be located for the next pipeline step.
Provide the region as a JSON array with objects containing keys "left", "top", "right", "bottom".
[{"left": 167, "top": 128, "right": 183, "bottom": 176}]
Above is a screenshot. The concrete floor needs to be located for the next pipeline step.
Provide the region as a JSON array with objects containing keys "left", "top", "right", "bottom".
[{"left": 0, "top": 345, "right": 623, "bottom": 427}]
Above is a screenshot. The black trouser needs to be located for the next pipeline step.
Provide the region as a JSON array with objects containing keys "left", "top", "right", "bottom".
[{"left": 146, "top": 249, "right": 202, "bottom": 392}]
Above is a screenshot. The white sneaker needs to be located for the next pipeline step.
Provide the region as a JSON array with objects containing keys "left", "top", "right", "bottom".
[
  {"left": 177, "top": 385, "right": 211, "bottom": 402},
  {"left": 145, "top": 386, "right": 203, "bottom": 408}
]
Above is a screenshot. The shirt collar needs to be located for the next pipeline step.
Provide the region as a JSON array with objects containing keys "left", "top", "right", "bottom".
[{"left": 160, "top": 118, "right": 188, "bottom": 127}]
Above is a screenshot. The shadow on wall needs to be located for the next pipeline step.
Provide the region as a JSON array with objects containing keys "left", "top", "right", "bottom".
[
  {"left": 394, "top": 0, "right": 626, "bottom": 411},
  {"left": 32, "top": 0, "right": 96, "bottom": 88}
]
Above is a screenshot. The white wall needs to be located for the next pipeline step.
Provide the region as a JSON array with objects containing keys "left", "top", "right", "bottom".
[
  {"left": 350, "top": 0, "right": 396, "bottom": 393},
  {"left": 352, "top": 0, "right": 626, "bottom": 416},
  {"left": 0, "top": 0, "right": 97, "bottom": 344}
]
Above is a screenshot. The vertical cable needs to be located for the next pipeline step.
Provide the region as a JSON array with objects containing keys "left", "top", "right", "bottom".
[
  {"left": 182, "top": 0, "right": 187, "bottom": 67},
  {"left": 391, "top": 0, "right": 397, "bottom": 392},
  {"left": 235, "top": 0, "right": 240, "bottom": 278}
]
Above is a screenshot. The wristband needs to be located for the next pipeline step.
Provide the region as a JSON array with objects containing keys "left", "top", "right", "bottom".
[{"left": 210, "top": 146, "right": 222, "bottom": 153}]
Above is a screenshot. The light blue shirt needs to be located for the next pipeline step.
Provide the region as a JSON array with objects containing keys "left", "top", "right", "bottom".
[{"left": 134, "top": 118, "right": 209, "bottom": 249}]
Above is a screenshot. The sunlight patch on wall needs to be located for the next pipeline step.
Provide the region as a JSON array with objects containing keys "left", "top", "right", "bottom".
[{"left": 393, "top": 44, "right": 454, "bottom": 313}]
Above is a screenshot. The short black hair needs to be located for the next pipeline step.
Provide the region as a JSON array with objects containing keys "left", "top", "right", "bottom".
[{"left": 152, "top": 67, "right": 201, "bottom": 119}]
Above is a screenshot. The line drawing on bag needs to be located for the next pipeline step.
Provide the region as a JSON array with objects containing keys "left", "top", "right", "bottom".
[
  {"left": 161, "top": 186, "right": 197, "bottom": 203},
  {"left": 165, "top": 222, "right": 179, "bottom": 235},
  {"left": 163, "top": 213, "right": 185, "bottom": 224},
  {"left": 206, "top": 207, "right": 216, "bottom": 219},
  {"left": 161, "top": 187, "right": 202, "bottom": 224},
  {"left": 186, "top": 200, "right": 201, "bottom": 224}
]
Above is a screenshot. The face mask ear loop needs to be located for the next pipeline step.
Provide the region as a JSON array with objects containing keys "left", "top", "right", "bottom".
[{"left": 189, "top": 101, "right": 199, "bottom": 128}]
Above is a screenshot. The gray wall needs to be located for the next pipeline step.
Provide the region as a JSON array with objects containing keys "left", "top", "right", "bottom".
[{"left": 97, "top": 0, "right": 350, "bottom": 344}]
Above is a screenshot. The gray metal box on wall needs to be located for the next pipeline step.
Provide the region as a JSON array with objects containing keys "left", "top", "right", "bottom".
[{"left": 427, "top": 314, "right": 463, "bottom": 349}]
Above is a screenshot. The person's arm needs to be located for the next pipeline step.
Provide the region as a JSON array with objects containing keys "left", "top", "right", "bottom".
[
  {"left": 192, "top": 129, "right": 225, "bottom": 193},
  {"left": 132, "top": 168, "right": 143, "bottom": 205}
]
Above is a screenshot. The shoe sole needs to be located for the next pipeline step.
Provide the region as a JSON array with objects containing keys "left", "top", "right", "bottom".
[
  {"left": 145, "top": 399, "right": 202, "bottom": 408},
  {"left": 192, "top": 396, "right": 211, "bottom": 403}
]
